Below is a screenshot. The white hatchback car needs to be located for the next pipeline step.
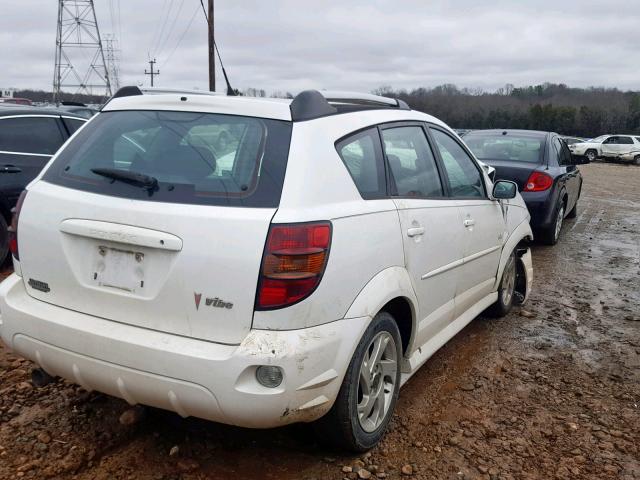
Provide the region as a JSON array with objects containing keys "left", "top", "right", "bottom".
[{"left": 0, "top": 88, "right": 533, "bottom": 451}]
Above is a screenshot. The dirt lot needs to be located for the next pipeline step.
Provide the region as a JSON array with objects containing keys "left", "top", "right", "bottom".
[{"left": 0, "top": 162, "right": 638, "bottom": 480}]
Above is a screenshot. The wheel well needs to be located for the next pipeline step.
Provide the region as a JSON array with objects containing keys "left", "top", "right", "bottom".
[{"left": 381, "top": 297, "right": 413, "bottom": 355}]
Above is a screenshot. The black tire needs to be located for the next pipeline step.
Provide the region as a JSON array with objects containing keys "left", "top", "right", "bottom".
[
  {"left": 538, "top": 201, "right": 565, "bottom": 246},
  {"left": 634, "top": 155, "right": 640, "bottom": 166},
  {"left": 487, "top": 251, "right": 516, "bottom": 317},
  {"left": 0, "top": 215, "right": 9, "bottom": 266},
  {"left": 313, "top": 311, "right": 401, "bottom": 452},
  {"left": 585, "top": 149, "right": 597, "bottom": 163}
]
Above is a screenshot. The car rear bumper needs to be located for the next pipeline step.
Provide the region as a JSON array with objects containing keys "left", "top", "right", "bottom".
[
  {"left": 0, "top": 274, "right": 369, "bottom": 428},
  {"left": 521, "top": 190, "right": 558, "bottom": 230}
]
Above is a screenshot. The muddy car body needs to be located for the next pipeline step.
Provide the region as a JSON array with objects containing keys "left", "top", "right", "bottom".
[{"left": 0, "top": 88, "right": 533, "bottom": 450}]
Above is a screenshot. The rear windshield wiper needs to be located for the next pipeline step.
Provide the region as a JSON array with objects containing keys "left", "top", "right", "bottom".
[{"left": 91, "top": 168, "right": 159, "bottom": 194}]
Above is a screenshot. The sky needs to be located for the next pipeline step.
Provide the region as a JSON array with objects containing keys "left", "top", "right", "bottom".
[{"left": 1, "top": 0, "right": 639, "bottom": 96}]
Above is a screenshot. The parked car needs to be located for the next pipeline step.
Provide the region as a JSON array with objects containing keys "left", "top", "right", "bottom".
[
  {"left": 0, "top": 88, "right": 534, "bottom": 451},
  {"left": 0, "top": 98, "right": 33, "bottom": 106},
  {"left": 569, "top": 134, "right": 640, "bottom": 164},
  {"left": 463, "top": 129, "right": 585, "bottom": 245},
  {"left": 0, "top": 108, "right": 87, "bottom": 262},
  {"left": 562, "top": 136, "right": 588, "bottom": 146}
]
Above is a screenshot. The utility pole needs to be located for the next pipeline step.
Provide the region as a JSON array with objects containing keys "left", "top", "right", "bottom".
[
  {"left": 208, "top": 0, "right": 215, "bottom": 92},
  {"left": 53, "top": 0, "right": 111, "bottom": 103},
  {"left": 145, "top": 59, "right": 159, "bottom": 87}
]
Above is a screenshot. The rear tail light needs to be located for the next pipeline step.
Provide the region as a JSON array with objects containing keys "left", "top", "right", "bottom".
[
  {"left": 8, "top": 190, "right": 27, "bottom": 260},
  {"left": 256, "top": 222, "right": 332, "bottom": 309},
  {"left": 523, "top": 171, "right": 553, "bottom": 192}
]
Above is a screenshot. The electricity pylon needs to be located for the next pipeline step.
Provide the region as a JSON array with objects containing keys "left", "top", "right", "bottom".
[
  {"left": 53, "top": 0, "right": 112, "bottom": 103},
  {"left": 104, "top": 34, "right": 120, "bottom": 91}
]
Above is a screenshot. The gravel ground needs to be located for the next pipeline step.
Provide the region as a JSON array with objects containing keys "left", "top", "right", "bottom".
[{"left": 0, "top": 162, "right": 638, "bottom": 480}]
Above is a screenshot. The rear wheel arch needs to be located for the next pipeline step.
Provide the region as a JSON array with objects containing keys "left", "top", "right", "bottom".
[
  {"left": 380, "top": 296, "right": 414, "bottom": 356},
  {"left": 344, "top": 266, "right": 418, "bottom": 358}
]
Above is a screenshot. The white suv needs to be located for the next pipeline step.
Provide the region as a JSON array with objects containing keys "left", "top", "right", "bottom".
[{"left": 0, "top": 88, "right": 533, "bottom": 451}]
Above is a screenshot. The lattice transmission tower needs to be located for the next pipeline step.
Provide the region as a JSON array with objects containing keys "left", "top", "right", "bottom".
[
  {"left": 104, "top": 34, "right": 120, "bottom": 91},
  {"left": 53, "top": 0, "right": 112, "bottom": 103}
]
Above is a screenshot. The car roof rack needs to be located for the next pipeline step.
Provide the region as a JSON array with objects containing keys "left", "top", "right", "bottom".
[
  {"left": 290, "top": 89, "right": 410, "bottom": 121},
  {"left": 110, "top": 86, "right": 223, "bottom": 100},
  {"left": 106, "top": 86, "right": 410, "bottom": 121}
]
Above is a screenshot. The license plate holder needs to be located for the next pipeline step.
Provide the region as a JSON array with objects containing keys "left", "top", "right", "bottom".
[{"left": 94, "top": 246, "right": 144, "bottom": 292}]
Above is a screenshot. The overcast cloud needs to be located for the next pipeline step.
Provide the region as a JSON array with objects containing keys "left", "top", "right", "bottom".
[{"left": 1, "top": 0, "right": 639, "bottom": 96}]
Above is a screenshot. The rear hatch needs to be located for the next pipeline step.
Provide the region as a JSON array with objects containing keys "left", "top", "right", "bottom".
[{"left": 19, "top": 108, "right": 292, "bottom": 345}]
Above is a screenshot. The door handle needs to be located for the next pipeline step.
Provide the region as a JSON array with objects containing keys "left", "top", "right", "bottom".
[
  {"left": 463, "top": 219, "right": 475, "bottom": 227},
  {"left": 407, "top": 227, "right": 425, "bottom": 237},
  {"left": 0, "top": 165, "right": 21, "bottom": 173}
]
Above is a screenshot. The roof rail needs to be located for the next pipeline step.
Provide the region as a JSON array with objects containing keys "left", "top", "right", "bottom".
[
  {"left": 289, "top": 89, "right": 410, "bottom": 121},
  {"left": 107, "top": 85, "right": 223, "bottom": 102}
]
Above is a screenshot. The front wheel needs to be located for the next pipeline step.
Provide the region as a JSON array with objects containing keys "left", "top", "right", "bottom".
[
  {"left": 634, "top": 155, "right": 640, "bottom": 166},
  {"left": 585, "top": 150, "right": 597, "bottom": 163},
  {"left": 487, "top": 251, "right": 516, "bottom": 317},
  {"left": 313, "top": 311, "right": 401, "bottom": 451}
]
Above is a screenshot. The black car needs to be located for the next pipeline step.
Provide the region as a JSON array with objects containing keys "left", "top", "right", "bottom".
[
  {"left": 463, "top": 129, "right": 586, "bottom": 245},
  {"left": 0, "top": 108, "right": 87, "bottom": 261}
]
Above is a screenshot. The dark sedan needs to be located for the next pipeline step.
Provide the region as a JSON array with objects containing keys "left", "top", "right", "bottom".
[
  {"left": 0, "top": 108, "right": 87, "bottom": 262},
  {"left": 463, "top": 129, "right": 586, "bottom": 245}
]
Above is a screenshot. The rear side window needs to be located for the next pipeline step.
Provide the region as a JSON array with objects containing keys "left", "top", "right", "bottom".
[
  {"left": 619, "top": 136, "right": 634, "bottom": 144},
  {"left": 62, "top": 118, "right": 86, "bottom": 134},
  {"left": 336, "top": 128, "right": 386, "bottom": 199},
  {"left": 44, "top": 110, "right": 292, "bottom": 208},
  {"left": 0, "top": 116, "right": 65, "bottom": 155},
  {"left": 381, "top": 126, "right": 443, "bottom": 197},
  {"left": 431, "top": 128, "right": 485, "bottom": 198}
]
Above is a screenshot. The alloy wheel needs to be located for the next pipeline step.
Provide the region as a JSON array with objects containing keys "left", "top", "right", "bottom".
[
  {"left": 357, "top": 331, "right": 398, "bottom": 433},
  {"left": 554, "top": 205, "right": 565, "bottom": 241},
  {"left": 501, "top": 255, "right": 516, "bottom": 306}
]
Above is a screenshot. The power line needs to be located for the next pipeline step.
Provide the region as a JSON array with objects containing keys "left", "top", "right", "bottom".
[
  {"left": 150, "top": 0, "right": 172, "bottom": 58},
  {"left": 199, "top": 0, "right": 207, "bottom": 21},
  {"left": 155, "top": 0, "right": 186, "bottom": 60},
  {"left": 160, "top": 4, "right": 200, "bottom": 68}
]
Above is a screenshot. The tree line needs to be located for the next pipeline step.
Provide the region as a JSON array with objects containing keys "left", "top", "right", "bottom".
[
  {"left": 14, "top": 83, "right": 640, "bottom": 137},
  {"left": 374, "top": 83, "right": 640, "bottom": 138}
]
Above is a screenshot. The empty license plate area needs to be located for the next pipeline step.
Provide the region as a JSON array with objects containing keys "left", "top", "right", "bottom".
[{"left": 93, "top": 245, "right": 145, "bottom": 293}]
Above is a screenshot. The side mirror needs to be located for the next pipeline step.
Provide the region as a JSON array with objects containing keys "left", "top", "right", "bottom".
[{"left": 492, "top": 180, "right": 518, "bottom": 200}]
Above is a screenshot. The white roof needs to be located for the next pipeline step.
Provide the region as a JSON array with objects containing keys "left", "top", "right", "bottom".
[{"left": 103, "top": 93, "right": 294, "bottom": 121}]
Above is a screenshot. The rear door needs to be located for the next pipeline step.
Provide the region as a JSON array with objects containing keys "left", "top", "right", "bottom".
[
  {"left": 553, "top": 136, "right": 581, "bottom": 210},
  {"left": 380, "top": 123, "right": 464, "bottom": 346},
  {"left": 0, "top": 115, "right": 67, "bottom": 205},
  {"left": 600, "top": 136, "right": 618, "bottom": 158},
  {"left": 20, "top": 109, "right": 292, "bottom": 345},
  {"left": 617, "top": 136, "right": 635, "bottom": 155},
  {"left": 429, "top": 126, "right": 505, "bottom": 316}
]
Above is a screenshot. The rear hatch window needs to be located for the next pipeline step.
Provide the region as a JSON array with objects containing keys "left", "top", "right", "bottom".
[
  {"left": 465, "top": 134, "right": 543, "bottom": 163},
  {"left": 43, "top": 110, "right": 292, "bottom": 207}
]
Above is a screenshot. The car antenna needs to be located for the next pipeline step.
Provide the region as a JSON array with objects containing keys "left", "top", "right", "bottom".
[{"left": 214, "top": 41, "right": 237, "bottom": 96}]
